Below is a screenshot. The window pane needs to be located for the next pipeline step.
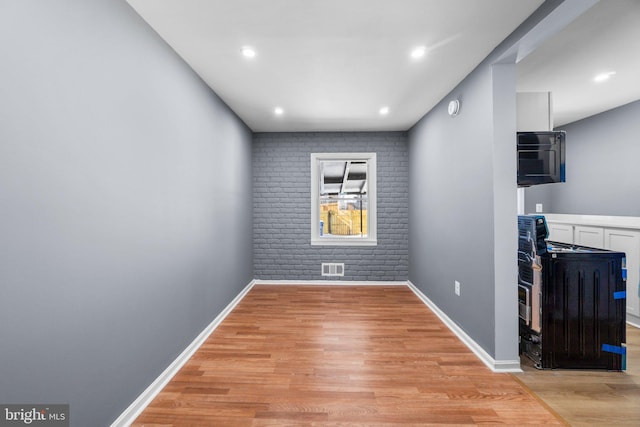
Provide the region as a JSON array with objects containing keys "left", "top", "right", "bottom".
[
  {"left": 318, "top": 159, "right": 368, "bottom": 238},
  {"left": 319, "top": 194, "right": 368, "bottom": 237}
]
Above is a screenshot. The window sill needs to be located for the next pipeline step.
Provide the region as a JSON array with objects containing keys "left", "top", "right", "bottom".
[{"left": 311, "top": 237, "right": 378, "bottom": 247}]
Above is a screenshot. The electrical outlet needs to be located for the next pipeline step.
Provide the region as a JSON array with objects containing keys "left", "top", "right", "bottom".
[
  {"left": 454, "top": 280, "right": 461, "bottom": 296},
  {"left": 536, "top": 203, "right": 543, "bottom": 213}
]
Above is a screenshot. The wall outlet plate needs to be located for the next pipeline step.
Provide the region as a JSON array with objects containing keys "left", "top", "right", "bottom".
[
  {"left": 454, "top": 280, "right": 461, "bottom": 296},
  {"left": 536, "top": 203, "right": 543, "bottom": 213}
]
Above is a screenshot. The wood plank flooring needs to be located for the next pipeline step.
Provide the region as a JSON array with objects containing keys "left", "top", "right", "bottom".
[
  {"left": 513, "top": 324, "right": 640, "bottom": 426},
  {"left": 133, "top": 285, "right": 562, "bottom": 426}
]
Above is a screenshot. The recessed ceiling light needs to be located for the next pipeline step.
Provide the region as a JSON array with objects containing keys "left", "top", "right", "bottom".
[
  {"left": 594, "top": 71, "right": 616, "bottom": 82},
  {"left": 411, "top": 46, "right": 426, "bottom": 59},
  {"left": 274, "top": 107, "right": 284, "bottom": 116},
  {"left": 241, "top": 46, "right": 256, "bottom": 58},
  {"left": 379, "top": 106, "right": 389, "bottom": 115}
]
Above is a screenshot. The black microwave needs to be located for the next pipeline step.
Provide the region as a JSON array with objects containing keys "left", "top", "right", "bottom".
[{"left": 517, "top": 131, "right": 566, "bottom": 187}]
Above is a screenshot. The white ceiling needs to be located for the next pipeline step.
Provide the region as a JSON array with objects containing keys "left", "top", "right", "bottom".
[
  {"left": 517, "top": 0, "right": 640, "bottom": 127},
  {"left": 127, "top": 0, "right": 640, "bottom": 132}
]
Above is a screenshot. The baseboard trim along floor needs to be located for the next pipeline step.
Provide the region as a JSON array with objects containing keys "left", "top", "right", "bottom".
[
  {"left": 253, "top": 279, "right": 408, "bottom": 286},
  {"left": 110, "top": 280, "right": 257, "bottom": 427},
  {"left": 112, "top": 279, "right": 520, "bottom": 425},
  {"left": 406, "top": 281, "right": 522, "bottom": 373}
]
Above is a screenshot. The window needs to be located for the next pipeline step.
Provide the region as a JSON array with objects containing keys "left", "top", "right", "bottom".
[{"left": 311, "top": 153, "right": 377, "bottom": 246}]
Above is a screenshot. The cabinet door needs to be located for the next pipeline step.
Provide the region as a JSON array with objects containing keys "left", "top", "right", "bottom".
[
  {"left": 574, "top": 226, "right": 604, "bottom": 248},
  {"left": 547, "top": 222, "right": 573, "bottom": 244},
  {"left": 605, "top": 229, "right": 640, "bottom": 318}
]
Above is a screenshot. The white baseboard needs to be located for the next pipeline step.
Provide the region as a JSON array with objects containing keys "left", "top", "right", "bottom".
[
  {"left": 112, "top": 278, "right": 521, "bottom": 426},
  {"left": 258, "top": 279, "right": 521, "bottom": 372},
  {"left": 110, "top": 280, "right": 256, "bottom": 427},
  {"left": 253, "top": 279, "right": 407, "bottom": 286},
  {"left": 407, "top": 281, "right": 522, "bottom": 373},
  {"left": 627, "top": 311, "right": 640, "bottom": 329}
]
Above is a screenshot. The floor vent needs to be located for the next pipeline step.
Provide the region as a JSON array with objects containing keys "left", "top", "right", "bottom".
[{"left": 321, "top": 263, "right": 345, "bottom": 277}]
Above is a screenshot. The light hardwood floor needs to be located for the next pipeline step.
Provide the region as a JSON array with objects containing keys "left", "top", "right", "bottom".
[
  {"left": 133, "top": 285, "right": 563, "bottom": 426},
  {"left": 513, "top": 323, "right": 640, "bottom": 426}
]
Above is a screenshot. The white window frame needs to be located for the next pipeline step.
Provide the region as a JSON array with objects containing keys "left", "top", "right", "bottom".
[{"left": 310, "top": 152, "right": 377, "bottom": 246}]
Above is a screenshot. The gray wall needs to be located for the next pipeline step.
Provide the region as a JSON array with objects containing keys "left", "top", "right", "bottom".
[
  {"left": 408, "top": 64, "right": 514, "bottom": 359},
  {"left": 408, "top": 0, "right": 569, "bottom": 362},
  {"left": 253, "top": 132, "right": 409, "bottom": 281},
  {"left": 0, "top": 1, "right": 253, "bottom": 426},
  {"left": 525, "top": 100, "right": 640, "bottom": 216},
  {"left": 523, "top": 185, "right": 555, "bottom": 215}
]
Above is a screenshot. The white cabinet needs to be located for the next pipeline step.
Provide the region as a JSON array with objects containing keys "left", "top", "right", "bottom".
[
  {"left": 574, "top": 226, "right": 605, "bottom": 248},
  {"left": 605, "top": 229, "right": 640, "bottom": 319},
  {"left": 517, "top": 92, "right": 553, "bottom": 131},
  {"left": 547, "top": 222, "right": 574, "bottom": 244}
]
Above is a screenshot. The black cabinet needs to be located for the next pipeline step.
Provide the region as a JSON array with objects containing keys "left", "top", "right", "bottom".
[{"left": 540, "top": 246, "right": 626, "bottom": 370}]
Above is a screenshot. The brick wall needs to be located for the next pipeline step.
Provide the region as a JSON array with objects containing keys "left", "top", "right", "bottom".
[{"left": 253, "top": 132, "right": 409, "bottom": 281}]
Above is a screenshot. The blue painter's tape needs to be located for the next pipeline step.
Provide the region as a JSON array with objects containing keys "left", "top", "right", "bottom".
[
  {"left": 622, "top": 268, "right": 627, "bottom": 280},
  {"left": 614, "top": 291, "right": 627, "bottom": 300},
  {"left": 602, "top": 344, "right": 626, "bottom": 355}
]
